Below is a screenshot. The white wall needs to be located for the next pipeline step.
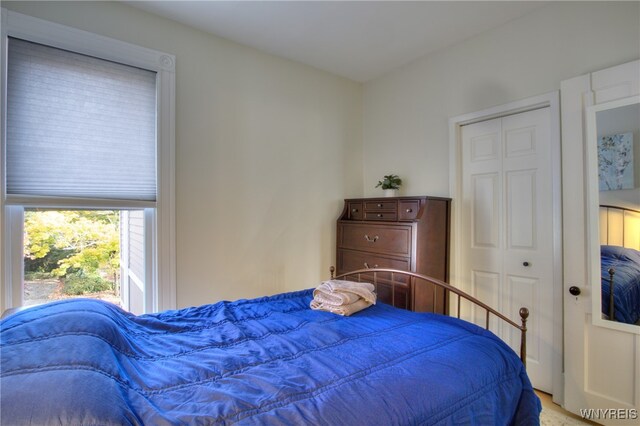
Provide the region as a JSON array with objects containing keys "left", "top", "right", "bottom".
[
  {"left": 3, "top": 1, "right": 363, "bottom": 308},
  {"left": 362, "top": 1, "right": 640, "bottom": 198},
  {"left": 6, "top": 1, "right": 640, "bottom": 310}
]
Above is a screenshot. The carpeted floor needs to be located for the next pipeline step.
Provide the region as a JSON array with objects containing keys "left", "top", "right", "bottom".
[
  {"left": 536, "top": 391, "right": 599, "bottom": 426},
  {"left": 540, "top": 408, "right": 593, "bottom": 425}
]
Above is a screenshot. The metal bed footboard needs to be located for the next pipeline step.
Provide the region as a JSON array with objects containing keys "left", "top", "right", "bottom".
[{"left": 330, "top": 266, "right": 529, "bottom": 366}]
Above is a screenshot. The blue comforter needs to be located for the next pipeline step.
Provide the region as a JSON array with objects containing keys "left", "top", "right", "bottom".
[
  {"left": 1, "top": 290, "right": 540, "bottom": 425},
  {"left": 601, "top": 245, "right": 640, "bottom": 324}
]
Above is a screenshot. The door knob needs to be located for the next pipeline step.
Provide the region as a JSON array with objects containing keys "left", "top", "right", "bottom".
[{"left": 569, "top": 286, "right": 581, "bottom": 296}]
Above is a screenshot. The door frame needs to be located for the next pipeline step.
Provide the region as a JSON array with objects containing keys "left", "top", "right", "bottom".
[
  {"left": 448, "top": 91, "right": 563, "bottom": 403},
  {"left": 561, "top": 61, "right": 640, "bottom": 420}
]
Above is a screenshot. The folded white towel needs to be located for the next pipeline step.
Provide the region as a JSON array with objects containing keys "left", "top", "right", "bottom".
[
  {"left": 310, "top": 298, "right": 372, "bottom": 316},
  {"left": 313, "top": 280, "right": 376, "bottom": 305},
  {"left": 313, "top": 289, "right": 361, "bottom": 306},
  {"left": 310, "top": 280, "right": 376, "bottom": 316}
]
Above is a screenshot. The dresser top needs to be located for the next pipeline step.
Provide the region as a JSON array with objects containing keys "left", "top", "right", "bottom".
[
  {"left": 343, "top": 195, "right": 451, "bottom": 202},
  {"left": 339, "top": 195, "right": 451, "bottom": 222}
]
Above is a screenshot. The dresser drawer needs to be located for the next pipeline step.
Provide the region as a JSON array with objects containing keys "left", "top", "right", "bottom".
[
  {"left": 338, "top": 223, "right": 413, "bottom": 256},
  {"left": 365, "top": 200, "right": 396, "bottom": 211},
  {"left": 398, "top": 200, "right": 420, "bottom": 220},
  {"left": 364, "top": 211, "right": 397, "bottom": 221},
  {"left": 348, "top": 202, "right": 363, "bottom": 220},
  {"left": 376, "top": 283, "right": 410, "bottom": 310},
  {"left": 336, "top": 249, "right": 411, "bottom": 284},
  {"left": 336, "top": 250, "right": 411, "bottom": 309}
]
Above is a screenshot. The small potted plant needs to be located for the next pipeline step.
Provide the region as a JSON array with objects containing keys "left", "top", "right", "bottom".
[{"left": 376, "top": 174, "right": 402, "bottom": 197}]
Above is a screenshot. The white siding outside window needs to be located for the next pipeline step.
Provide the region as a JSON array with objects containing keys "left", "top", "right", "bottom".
[{"left": 120, "top": 210, "right": 146, "bottom": 315}]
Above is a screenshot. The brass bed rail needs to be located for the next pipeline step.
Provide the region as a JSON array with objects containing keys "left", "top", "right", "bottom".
[
  {"left": 606, "top": 267, "right": 615, "bottom": 321},
  {"left": 330, "top": 266, "right": 529, "bottom": 367}
]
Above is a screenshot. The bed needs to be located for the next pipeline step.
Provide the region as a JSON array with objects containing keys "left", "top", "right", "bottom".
[
  {"left": 599, "top": 205, "right": 640, "bottom": 324},
  {"left": 0, "top": 268, "right": 540, "bottom": 425},
  {"left": 601, "top": 246, "right": 640, "bottom": 324}
]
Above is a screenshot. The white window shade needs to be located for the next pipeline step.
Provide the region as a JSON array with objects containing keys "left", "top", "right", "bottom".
[{"left": 6, "top": 38, "right": 157, "bottom": 203}]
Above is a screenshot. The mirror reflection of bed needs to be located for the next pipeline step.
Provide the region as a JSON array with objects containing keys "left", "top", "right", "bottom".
[{"left": 599, "top": 205, "right": 640, "bottom": 325}]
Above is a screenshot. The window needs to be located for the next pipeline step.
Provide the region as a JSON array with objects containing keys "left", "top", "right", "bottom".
[
  {"left": 23, "top": 209, "right": 124, "bottom": 309},
  {"left": 1, "top": 9, "right": 176, "bottom": 313}
]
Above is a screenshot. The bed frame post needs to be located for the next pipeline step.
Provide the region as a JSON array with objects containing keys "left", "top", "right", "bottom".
[
  {"left": 608, "top": 268, "right": 615, "bottom": 321},
  {"left": 519, "top": 307, "right": 529, "bottom": 367},
  {"left": 330, "top": 266, "right": 335, "bottom": 279}
]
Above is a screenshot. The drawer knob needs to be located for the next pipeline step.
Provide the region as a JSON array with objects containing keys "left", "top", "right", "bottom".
[
  {"left": 377, "top": 203, "right": 383, "bottom": 207},
  {"left": 364, "top": 235, "right": 379, "bottom": 242},
  {"left": 351, "top": 208, "right": 359, "bottom": 213},
  {"left": 406, "top": 208, "right": 413, "bottom": 213},
  {"left": 364, "top": 262, "right": 379, "bottom": 269},
  {"left": 377, "top": 214, "right": 383, "bottom": 218}
]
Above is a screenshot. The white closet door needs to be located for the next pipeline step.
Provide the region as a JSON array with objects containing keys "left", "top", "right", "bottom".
[{"left": 461, "top": 107, "right": 554, "bottom": 393}]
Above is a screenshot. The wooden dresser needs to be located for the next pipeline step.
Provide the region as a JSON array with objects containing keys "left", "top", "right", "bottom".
[{"left": 336, "top": 196, "right": 451, "bottom": 313}]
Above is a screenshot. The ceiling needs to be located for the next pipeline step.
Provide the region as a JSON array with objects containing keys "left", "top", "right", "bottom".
[{"left": 125, "top": 1, "right": 548, "bottom": 82}]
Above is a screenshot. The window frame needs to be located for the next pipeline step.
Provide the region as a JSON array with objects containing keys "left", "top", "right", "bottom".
[{"left": 0, "top": 9, "right": 176, "bottom": 313}]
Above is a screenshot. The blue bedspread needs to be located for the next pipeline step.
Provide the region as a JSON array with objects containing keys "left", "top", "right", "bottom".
[
  {"left": 1, "top": 290, "right": 540, "bottom": 425},
  {"left": 601, "top": 245, "right": 640, "bottom": 324}
]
